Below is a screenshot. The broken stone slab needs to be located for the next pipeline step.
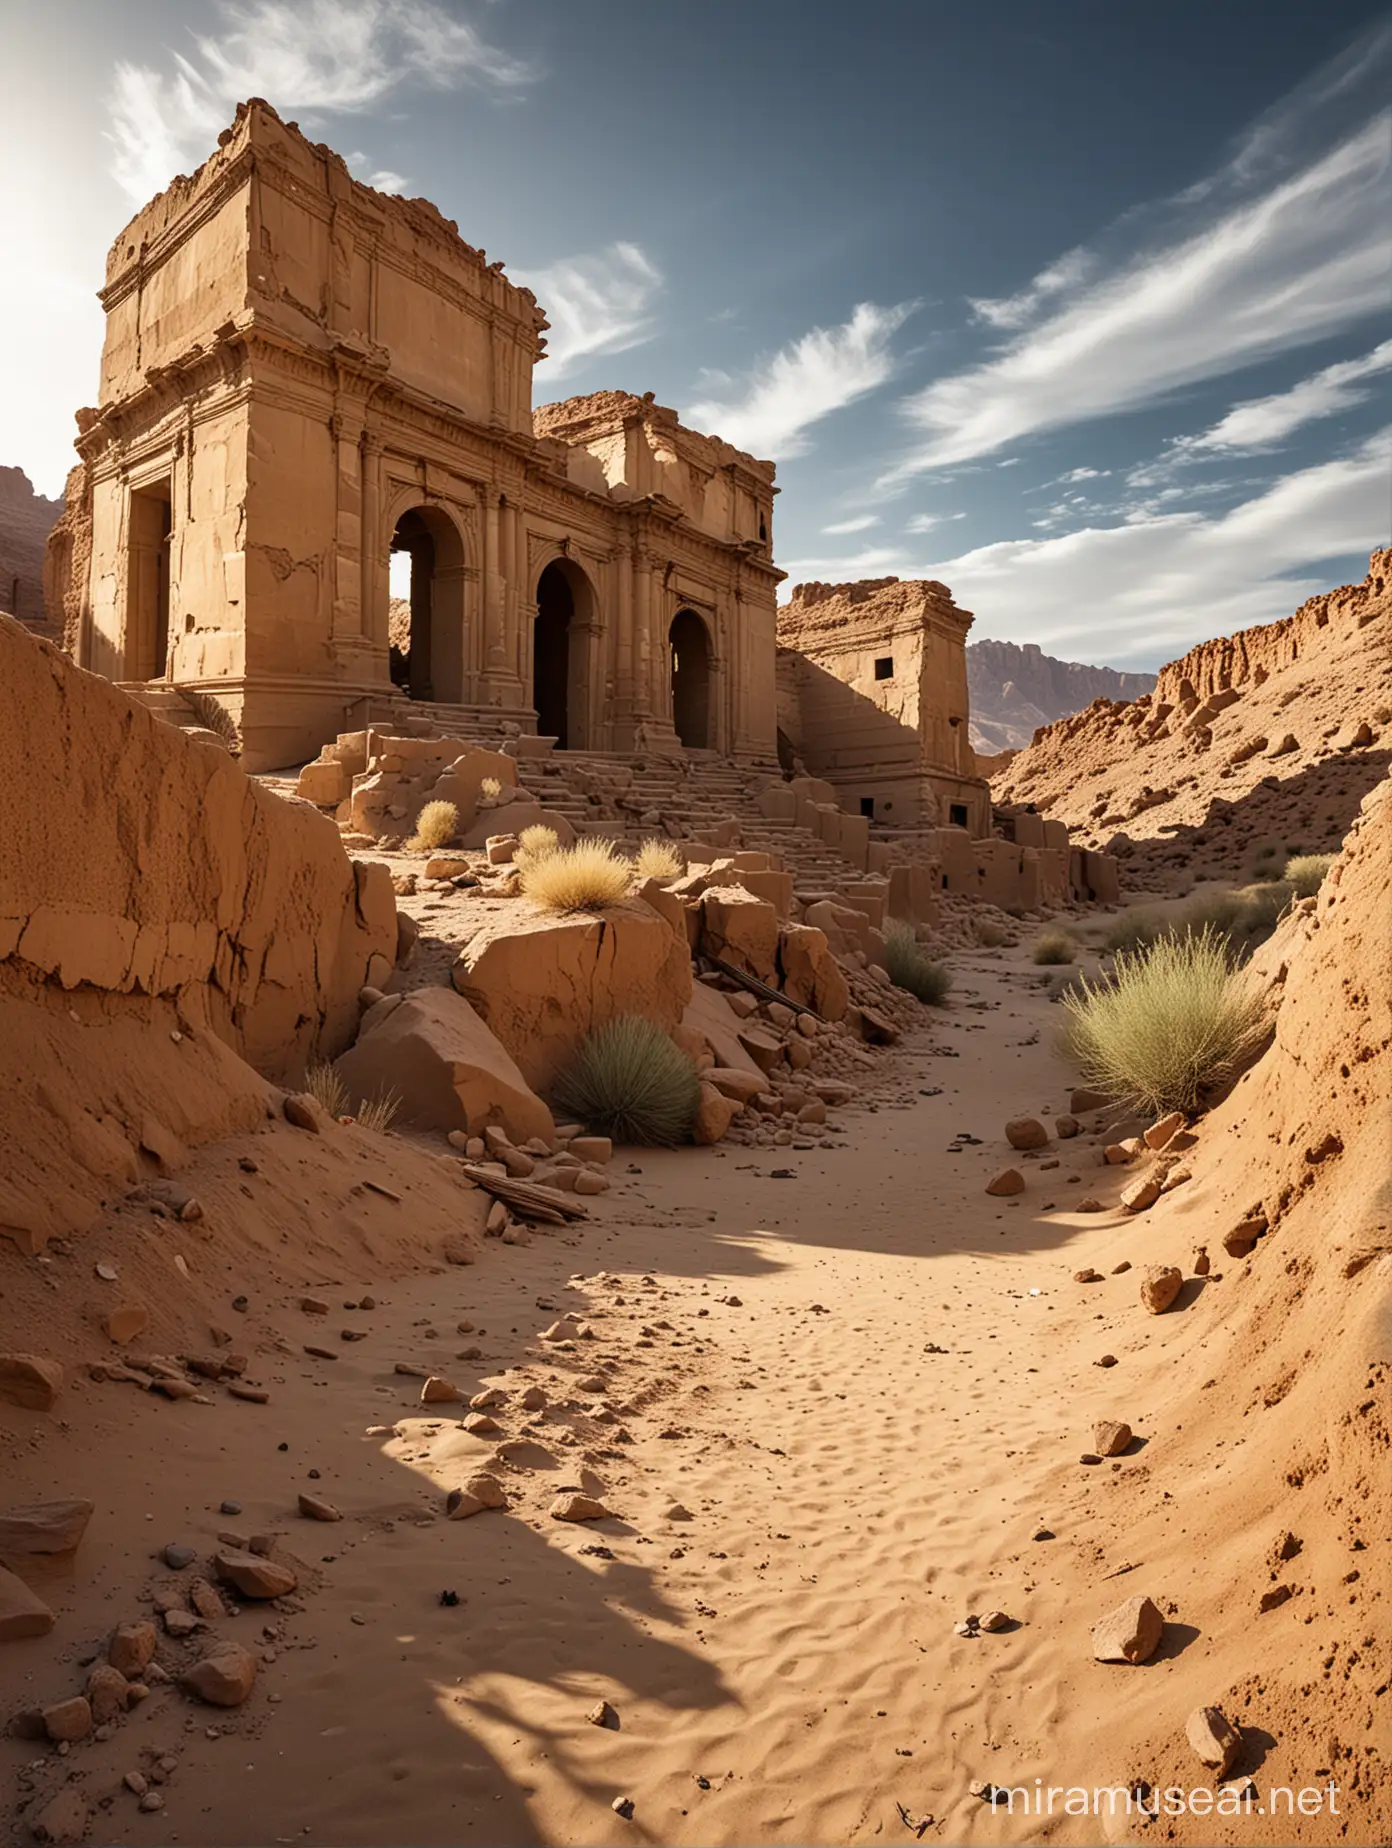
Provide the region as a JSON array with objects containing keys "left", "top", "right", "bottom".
[
  {"left": 0, "top": 1498, "right": 94, "bottom": 1560},
  {"left": 550, "top": 1494, "right": 609, "bottom": 1522},
  {"left": 1092, "top": 1595, "right": 1165, "bottom": 1664},
  {"left": 1120, "top": 1173, "right": 1163, "bottom": 1213},
  {"left": 0, "top": 1353, "right": 63, "bottom": 1411},
  {"left": 1144, "top": 1111, "right": 1186, "bottom": 1150},
  {"left": 297, "top": 1493, "right": 342, "bottom": 1523},
  {"left": 0, "top": 1563, "right": 56, "bottom": 1642}
]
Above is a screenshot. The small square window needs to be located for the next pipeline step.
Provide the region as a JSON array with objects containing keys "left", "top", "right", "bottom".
[
  {"left": 949, "top": 802, "right": 969, "bottom": 828},
  {"left": 859, "top": 796, "right": 875, "bottom": 818},
  {"left": 874, "top": 656, "right": 894, "bottom": 680}
]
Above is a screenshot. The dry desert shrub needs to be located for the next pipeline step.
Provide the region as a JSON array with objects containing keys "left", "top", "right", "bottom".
[
  {"left": 479, "top": 776, "right": 503, "bottom": 800},
  {"left": 304, "top": 1060, "right": 348, "bottom": 1119},
  {"left": 553, "top": 1016, "right": 701, "bottom": 1146},
  {"left": 884, "top": 920, "right": 952, "bottom": 1005},
  {"left": 1284, "top": 852, "right": 1335, "bottom": 898},
  {"left": 976, "top": 921, "right": 1009, "bottom": 949},
  {"left": 519, "top": 838, "right": 634, "bottom": 912},
  {"left": 515, "top": 824, "right": 560, "bottom": 868},
  {"left": 634, "top": 838, "right": 683, "bottom": 881},
  {"left": 1032, "top": 928, "right": 1076, "bottom": 965},
  {"left": 1060, "top": 926, "right": 1267, "bottom": 1116},
  {"left": 406, "top": 799, "right": 459, "bottom": 852},
  {"left": 353, "top": 1088, "right": 402, "bottom": 1134}
]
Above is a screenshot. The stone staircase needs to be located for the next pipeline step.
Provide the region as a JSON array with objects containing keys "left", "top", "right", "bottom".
[{"left": 118, "top": 683, "right": 235, "bottom": 751}]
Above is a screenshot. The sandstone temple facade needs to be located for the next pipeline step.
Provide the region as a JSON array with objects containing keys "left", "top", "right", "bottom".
[
  {"left": 776, "top": 577, "right": 991, "bottom": 834},
  {"left": 49, "top": 100, "right": 782, "bottom": 772}
]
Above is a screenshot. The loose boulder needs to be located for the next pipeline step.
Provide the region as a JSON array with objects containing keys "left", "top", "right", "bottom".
[
  {"left": 986, "top": 1168, "right": 1025, "bottom": 1197},
  {"left": 1092, "top": 1595, "right": 1165, "bottom": 1664},
  {"left": 1093, "top": 1420, "right": 1133, "bottom": 1458},
  {"left": 335, "top": 987, "right": 554, "bottom": 1147},
  {"left": 0, "top": 1563, "right": 55, "bottom": 1642},
  {"left": 694, "top": 1082, "right": 742, "bottom": 1145},
  {"left": 453, "top": 903, "right": 692, "bottom": 1091},
  {"left": 777, "top": 923, "right": 849, "bottom": 1021},
  {"left": 1005, "top": 1118, "right": 1049, "bottom": 1151},
  {"left": 0, "top": 1354, "right": 63, "bottom": 1411},
  {"left": 698, "top": 887, "right": 781, "bottom": 984},
  {"left": 0, "top": 1498, "right": 93, "bottom": 1560},
  {"left": 213, "top": 1548, "right": 297, "bottom": 1600},
  {"left": 1140, "top": 1265, "right": 1183, "bottom": 1314},
  {"left": 181, "top": 1640, "right": 257, "bottom": 1707},
  {"left": 1186, "top": 1705, "right": 1241, "bottom": 1776}
]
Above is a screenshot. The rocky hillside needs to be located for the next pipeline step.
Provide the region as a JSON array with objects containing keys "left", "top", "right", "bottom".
[
  {"left": 967, "top": 639, "right": 1156, "bottom": 752},
  {"left": 0, "top": 465, "right": 62, "bottom": 636},
  {"left": 990, "top": 550, "right": 1391, "bottom": 886}
]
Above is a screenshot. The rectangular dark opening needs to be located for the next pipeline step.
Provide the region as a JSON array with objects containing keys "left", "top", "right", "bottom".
[
  {"left": 873, "top": 656, "right": 894, "bottom": 680},
  {"left": 859, "top": 796, "right": 875, "bottom": 818},
  {"left": 949, "top": 802, "right": 969, "bottom": 828},
  {"left": 127, "top": 478, "right": 173, "bottom": 681}
]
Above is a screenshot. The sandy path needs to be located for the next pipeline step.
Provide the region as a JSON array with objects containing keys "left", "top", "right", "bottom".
[{"left": 2, "top": 950, "right": 1211, "bottom": 1847}]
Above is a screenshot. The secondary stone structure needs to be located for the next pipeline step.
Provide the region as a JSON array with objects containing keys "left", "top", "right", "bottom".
[
  {"left": 50, "top": 99, "right": 781, "bottom": 772},
  {"left": 776, "top": 577, "right": 991, "bottom": 833}
]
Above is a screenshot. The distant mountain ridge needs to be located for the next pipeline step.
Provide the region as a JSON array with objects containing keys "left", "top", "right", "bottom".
[
  {"left": 0, "top": 465, "right": 62, "bottom": 636},
  {"left": 967, "top": 638, "right": 1156, "bottom": 751}
]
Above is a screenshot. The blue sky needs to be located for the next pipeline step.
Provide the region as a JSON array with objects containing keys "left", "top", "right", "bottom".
[{"left": 2, "top": 0, "right": 1388, "bottom": 668}]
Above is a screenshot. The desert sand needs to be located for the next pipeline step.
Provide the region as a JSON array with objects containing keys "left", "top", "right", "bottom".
[{"left": 4, "top": 790, "right": 1387, "bottom": 1848}]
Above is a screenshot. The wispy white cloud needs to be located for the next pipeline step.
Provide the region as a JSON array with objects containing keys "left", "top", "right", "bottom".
[
  {"left": 968, "top": 249, "right": 1094, "bottom": 330},
  {"left": 823, "top": 514, "right": 880, "bottom": 534},
  {"left": 881, "top": 49, "right": 1390, "bottom": 484},
  {"left": 783, "top": 434, "right": 1389, "bottom": 665},
  {"left": 1131, "top": 339, "right": 1392, "bottom": 485},
  {"left": 520, "top": 242, "right": 664, "bottom": 379},
  {"left": 1057, "top": 466, "right": 1110, "bottom": 483},
  {"left": 905, "top": 511, "right": 966, "bottom": 533},
  {"left": 930, "top": 430, "right": 1392, "bottom": 665},
  {"left": 107, "top": 0, "right": 529, "bottom": 203},
  {"left": 685, "top": 301, "right": 916, "bottom": 460}
]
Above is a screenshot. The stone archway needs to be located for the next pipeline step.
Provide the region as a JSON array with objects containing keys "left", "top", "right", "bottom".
[
  {"left": 389, "top": 505, "right": 466, "bottom": 703},
  {"left": 670, "top": 608, "right": 713, "bottom": 749},
  {"left": 534, "top": 558, "right": 597, "bottom": 749}
]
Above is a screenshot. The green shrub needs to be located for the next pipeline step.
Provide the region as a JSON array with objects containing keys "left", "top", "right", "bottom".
[
  {"left": 553, "top": 1016, "right": 701, "bottom": 1146},
  {"left": 1283, "top": 852, "right": 1335, "bottom": 898},
  {"left": 884, "top": 920, "right": 952, "bottom": 1005},
  {"left": 1032, "top": 929, "right": 1076, "bottom": 965},
  {"left": 519, "top": 839, "right": 634, "bottom": 911},
  {"left": 1059, "top": 927, "right": 1267, "bottom": 1116},
  {"left": 406, "top": 799, "right": 459, "bottom": 852}
]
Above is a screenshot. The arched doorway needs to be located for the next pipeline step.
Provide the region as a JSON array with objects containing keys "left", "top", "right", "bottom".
[
  {"left": 388, "top": 506, "right": 466, "bottom": 703},
  {"left": 670, "top": 608, "right": 713, "bottom": 749},
  {"left": 534, "top": 558, "right": 596, "bottom": 749}
]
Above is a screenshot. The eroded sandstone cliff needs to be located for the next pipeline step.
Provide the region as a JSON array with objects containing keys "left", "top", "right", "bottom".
[{"left": 966, "top": 638, "right": 1156, "bottom": 752}]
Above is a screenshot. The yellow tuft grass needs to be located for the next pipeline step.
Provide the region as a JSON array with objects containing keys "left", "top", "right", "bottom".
[
  {"left": 479, "top": 776, "right": 502, "bottom": 800},
  {"left": 634, "top": 838, "right": 683, "bottom": 881},
  {"left": 304, "top": 1060, "right": 348, "bottom": 1118},
  {"left": 519, "top": 838, "right": 634, "bottom": 912},
  {"left": 1283, "top": 852, "right": 1335, "bottom": 898},
  {"left": 516, "top": 824, "right": 560, "bottom": 869},
  {"left": 1060, "top": 926, "right": 1267, "bottom": 1116},
  {"left": 1032, "top": 928, "right": 1076, "bottom": 965},
  {"left": 406, "top": 799, "right": 459, "bottom": 852}
]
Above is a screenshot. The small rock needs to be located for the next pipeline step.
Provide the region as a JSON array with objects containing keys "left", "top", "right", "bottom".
[
  {"left": 124, "top": 1772, "right": 148, "bottom": 1797},
  {"left": 1095, "top": 1353, "right": 1118, "bottom": 1368},
  {"left": 1193, "top": 1247, "right": 1211, "bottom": 1276},
  {"left": 1144, "top": 1110, "right": 1185, "bottom": 1150},
  {"left": 282, "top": 1093, "right": 324, "bottom": 1133},
  {"left": 164, "top": 1609, "right": 201, "bottom": 1638},
  {"left": 1054, "top": 1115, "right": 1080, "bottom": 1139},
  {"left": 1120, "top": 1173, "right": 1163, "bottom": 1214},
  {"left": 1005, "top": 1117, "right": 1048, "bottom": 1151},
  {"left": 86, "top": 1663, "right": 131, "bottom": 1724},
  {"left": 463, "top": 1413, "right": 502, "bottom": 1436},
  {"left": 189, "top": 1578, "right": 226, "bottom": 1619},
  {"left": 541, "top": 1318, "right": 583, "bottom": 1342},
  {"left": 139, "top": 1791, "right": 165, "bottom": 1814},
  {"left": 1258, "top": 1585, "right": 1293, "bottom": 1613},
  {"left": 587, "top": 1699, "right": 618, "bottom": 1728},
  {"left": 1077, "top": 1197, "right": 1104, "bottom": 1212},
  {"left": 1092, "top": 1594, "right": 1165, "bottom": 1664},
  {"left": 1186, "top": 1705, "right": 1241, "bottom": 1777},
  {"left": 1073, "top": 1268, "right": 1102, "bottom": 1284},
  {"left": 420, "top": 1377, "right": 460, "bottom": 1404},
  {"left": 517, "top": 1385, "right": 548, "bottom": 1411},
  {"left": 0, "top": 1563, "right": 55, "bottom": 1641},
  {"left": 213, "top": 1548, "right": 296, "bottom": 1599},
  {"left": 297, "top": 1493, "right": 342, "bottom": 1523},
  {"left": 108, "top": 1620, "right": 158, "bottom": 1675},
  {"left": 162, "top": 1543, "right": 197, "bottom": 1570},
  {"left": 181, "top": 1641, "right": 258, "bottom": 1708},
  {"left": 1140, "top": 1265, "right": 1183, "bottom": 1313},
  {"left": 978, "top": 1610, "right": 1010, "bottom": 1632},
  {"left": 664, "top": 1503, "right": 693, "bottom": 1521},
  {"left": 551, "top": 1493, "right": 608, "bottom": 1523},
  {"left": 611, "top": 1796, "right": 634, "bottom": 1819},
  {"left": 42, "top": 1696, "right": 93, "bottom": 1743},
  {"left": 985, "top": 1168, "right": 1025, "bottom": 1197},
  {"left": 1093, "top": 1419, "right": 1133, "bottom": 1457},
  {"left": 469, "top": 1388, "right": 507, "bottom": 1410},
  {"left": 1223, "top": 1213, "right": 1268, "bottom": 1258}
]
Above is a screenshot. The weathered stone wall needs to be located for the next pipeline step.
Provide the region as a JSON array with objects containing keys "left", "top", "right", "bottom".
[
  {"left": 0, "top": 465, "right": 62, "bottom": 636},
  {"left": 0, "top": 616, "right": 397, "bottom": 1079}
]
